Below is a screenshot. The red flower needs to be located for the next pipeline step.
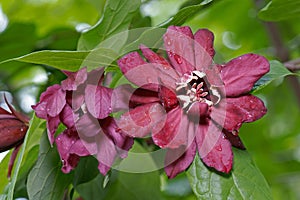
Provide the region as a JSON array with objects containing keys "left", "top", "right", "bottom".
[
  {"left": 0, "top": 97, "right": 29, "bottom": 177},
  {"left": 117, "top": 26, "right": 269, "bottom": 178},
  {"left": 32, "top": 67, "right": 133, "bottom": 175}
]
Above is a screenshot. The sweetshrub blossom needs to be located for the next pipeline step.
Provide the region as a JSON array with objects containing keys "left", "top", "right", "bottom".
[
  {"left": 32, "top": 67, "right": 133, "bottom": 175},
  {"left": 117, "top": 26, "right": 269, "bottom": 178},
  {"left": 0, "top": 97, "right": 29, "bottom": 177}
]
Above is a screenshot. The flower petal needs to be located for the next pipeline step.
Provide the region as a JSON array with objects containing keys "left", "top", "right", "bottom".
[
  {"left": 164, "top": 26, "right": 195, "bottom": 74},
  {"left": 0, "top": 118, "right": 27, "bottom": 152},
  {"left": 194, "top": 29, "right": 215, "bottom": 71},
  {"left": 60, "top": 104, "right": 78, "bottom": 128},
  {"left": 140, "top": 44, "right": 172, "bottom": 68},
  {"left": 212, "top": 95, "right": 267, "bottom": 132},
  {"left": 117, "top": 103, "right": 165, "bottom": 138},
  {"left": 118, "top": 52, "right": 178, "bottom": 91},
  {"left": 34, "top": 84, "right": 66, "bottom": 117},
  {"left": 76, "top": 113, "right": 101, "bottom": 137},
  {"left": 46, "top": 115, "right": 60, "bottom": 145},
  {"left": 196, "top": 121, "right": 233, "bottom": 173},
  {"left": 94, "top": 130, "right": 118, "bottom": 176},
  {"left": 55, "top": 128, "right": 90, "bottom": 173},
  {"left": 221, "top": 54, "right": 270, "bottom": 97},
  {"left": 100, "top": 117, "right": 134, "bottom": 159},
  {"left": 158, "top": 85, "right": 178, "bottom": 112},
  {"left": 111, "top": 84, "right": 160, "bottom": 112},
  {"left": 164, "top": 141, "right": 197, "bottom": 179},
  {"left": 61, "top": 67, "right": 87, "bottom": 91},
  {"left": 153, "top": 107, "right": 196, "bottom": 149},
  {"left": 85, "top": 84, "right": 112, "bottom": 119}
]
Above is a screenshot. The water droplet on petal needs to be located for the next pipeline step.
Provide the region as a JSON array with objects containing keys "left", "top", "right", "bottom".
[
  {"left": 174, "top": 54, "right": 182, "bottom": 64},
  {"left": 146, "top": 77, "right": 152, "bottom": 83},
  {"left": 216, "top": 145, "right": 222, "bottom": 151}
]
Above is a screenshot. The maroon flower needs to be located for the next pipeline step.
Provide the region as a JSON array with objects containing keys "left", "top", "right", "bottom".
[
  {"left": 117, "top": 26, "right": 269, "bottom": 178},
  {"left": 32, "top": 67, "right": 133, "bottom": 175},
  {"left": 0, "top": 97, "right": 29, "bottom": 177}
]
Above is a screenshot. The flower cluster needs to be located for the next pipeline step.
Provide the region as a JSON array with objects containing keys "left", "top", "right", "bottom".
[
  {"left": 33, "top": 25, "right": 269, "bottom": 178},
  {"left": 32, "top": 67, "right": 133, "bottom": 175}
]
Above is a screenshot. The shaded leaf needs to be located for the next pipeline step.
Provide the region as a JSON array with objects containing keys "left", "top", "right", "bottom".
[
  {"left": 77, "top": 0, "right": 141, "bottom": 50},
  {"left": 27, "top": 132, "right": 73, "bottom": 200},
  {"left": 252, "top": 60, "right": 293, "bottom": 93},
  {"left": 186, "top": 148, "right": 272, "bottom": 200},
  {"left": 259, "top": 0, "right": 300, "bottom": 21}
]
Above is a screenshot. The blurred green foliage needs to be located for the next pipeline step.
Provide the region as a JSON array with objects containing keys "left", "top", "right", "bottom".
[{"left": 0, "top": 0, "right": 300, "bottom": 199}]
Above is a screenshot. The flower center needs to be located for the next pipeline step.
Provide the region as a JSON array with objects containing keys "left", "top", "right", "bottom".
[{"left": 175, "top": 71, "right": 220, "bottom": 110}]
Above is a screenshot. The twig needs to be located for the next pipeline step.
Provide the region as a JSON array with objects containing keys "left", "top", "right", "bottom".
[
  {"left": 284, "top": 58, "right": 300, "bottom": 72},
  {"left": 255, "top": 0, "right": 300, "bottom": 107}
]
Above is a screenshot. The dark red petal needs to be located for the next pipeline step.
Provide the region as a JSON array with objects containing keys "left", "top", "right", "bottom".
[
  {"left": 194, "top": 29, "right": 215, "bottom": 71},
  {"left": 0, "top": 107, "right": 10, "bottom": 115},
  {"left": 118, "top": 52, "right": 146, "bottom": 75},
  {"left": 152, "top": 106, "right": 182, "bottom": 148},
  {"left": 164, "top": 26, "right": 195, "bottom": 74},
  {"left": 85, "top": 84, "right": 112, "bottom": 119},
  {"left": 164, "top": 141, "right": 197, "bottom": 179},
  {"left": 61, "top": 67, "right": 87, "bottom": 91},
  {"left": 100, "top": 117, "right": 134, "bottom": 159},
  {"left": 118, "top": 53, "right": 178, "bottom": 91},
  {"left": 158, "top": 85, "right": 178, "bottom": 112},
  {"left": 196, "top": 121, "right": 233, "bottom": 173},
  {"left": 222, "top": 129, "right": 245, "bottom": 150},
  {"left": 212, "top": 95, "right": 267, "bottom": 132},
  {"left": 8, "top": 144, "right": 22, "bottom": 178},
  {"left": 60, "top": 104, "right": 78, "bottom": 128},
  {"left": 4, "top": 96, "right": 29, "bottom": 123},
  {"left": 55, "top": 129, "right": 90, "bottom": 173},
  {"left": 66, "top": 90, "right": 85, "bottom": 111},
  {"left": 117, "top": 103, "right": 165, "bottom": 138},
  {"left": 76, "top": 113, "right": 101, "bottom": 137},
  {"left": 32, "top": 102, "right": 48, "bottom": 119},
  {"left": 111, "top": 84, "right": 160, "bottom": 112},
  {"left": 0, "top": 118, "right": 27, "bottom": 152},
  {"left": 153, "top": 107, "right": 196, "bottom": 149},
  {"left": 140, "top": 45, "right": 172, "bottom": 68},
  {"left": 221, "top": 54, "right": 270, "bottom": 97},
  {"left": 46, "top": 115, "right": 60, "bottom": 145},
  {"left": 94, "top": 130, "right": 118, "bottom": 176},
  {"left": 186, "top": 102, "right": 209, "bottom": 118}
]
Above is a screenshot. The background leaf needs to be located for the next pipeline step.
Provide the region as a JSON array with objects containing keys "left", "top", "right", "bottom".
[
  {"left": 3, "top": 48, "right": 119, "bottom": 72},
  {"left": 252, "top": 60, "right": 293, "bottom": 93},
  {"left": 186, "top": 148, "right": 273, "bottom": 200},
  {"left": 159, "top": 0, "right": 215, "bottom": 27},
  {"left": 77, "top": 0, "right": 141, "bottom": 50},
  {"left": 27, "top": 131, "right": 73, "bottom": 200},
  {"left": 259, "top": 0, "right": 300, "bottom": 21}
]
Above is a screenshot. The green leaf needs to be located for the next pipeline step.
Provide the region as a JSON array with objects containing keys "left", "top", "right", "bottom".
[
  {"left": 259, "top": 0, "right": 300, "bottom": 21},
  {"left": 27, "top": 132, "right": 73, "bottom": 200},
  {"left": 158, "top": 0, "right": 215, "bottom": 27},
  {"left": 252, "top": 60, "right": 293, "bottom": 93},
  {"left": 5, "top": 114, "right": 43, "bottom": 200},
  {"left": 186, "top": 148, "right": 273, "bottom": 200},
  {"left": 75, "top": 143, "right": 163, "bottom": 200},
  {"left": 2, "top": 48, "right": 119, "bottom": 72},
  {"left": 77, "top": 0, "right": 141, "bottom": 50},
  {"left": 0, "top": 151, "right": 11, "bottom": 194}
]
